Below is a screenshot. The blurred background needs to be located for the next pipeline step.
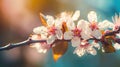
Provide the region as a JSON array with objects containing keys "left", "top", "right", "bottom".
[{"left": 0, "top": 0, "right": 120, "bottom": 67}]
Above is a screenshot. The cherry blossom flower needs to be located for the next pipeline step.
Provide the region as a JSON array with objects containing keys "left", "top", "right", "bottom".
[
  {"left": 30, "top": 10, "right": 120, "bottom": 56},
  {"left": 47, "top": 27, "right": 63, "bottom": 45},
  {"left": 38, "top": 14, "right": 63, "bottom": 45},
  {"left": 87, "top": 11, "right": 102, "bottom": 39},
  {"left": 33, "top": 26, "right": 48, "bottom": 39},
  {"left": 74, "top": 40, "right": 97, "bottom": 57},
  {"left": 98, "top": 20, "right": 114, "bottom": 30},
  {"left": 77, "top": 20, "right": 91, "bottom": 39},
  {"left": 30, "top": 35, "right": 50, "bottom": 53},
  {"left": 55, "top": 10, "right": 80, "bottom": 30},
  {"left": 64, "top": 26, "right": 81, "bottom": 47},
  {"left": 54, "top": 11, "right": 72, "bottom": 29}
]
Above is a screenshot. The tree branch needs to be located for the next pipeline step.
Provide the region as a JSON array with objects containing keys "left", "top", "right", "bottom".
[
  {"left": 0, "top": 27, "right": 120, "bottom": 51},
  {"left": 0, "top": 38, "right": 46, "bottom": 51},
  {"left": 104, "top": 27, "right": 120, "bottom": 36}
]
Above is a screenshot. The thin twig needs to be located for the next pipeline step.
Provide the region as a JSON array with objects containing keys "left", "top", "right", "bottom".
[
  {"left": 0, "top": 38, "right": 46, "bottom": 51},
  {"left": 0, "top": 38, "right": 98, "bottom": 51}
]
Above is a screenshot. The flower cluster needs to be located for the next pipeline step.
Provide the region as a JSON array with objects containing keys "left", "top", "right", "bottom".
[{"left": 30, "top": 10, "right": 120, "bottom": 57}]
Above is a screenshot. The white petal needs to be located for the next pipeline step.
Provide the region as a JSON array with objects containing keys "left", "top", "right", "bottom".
[
  {"left": 55, "top": 29, "right": 63, "bottom": 39},
  {"left": 81, "top": 31, "right": 91, "bottom": 40},
  {"left": 38, "top": 49, "right": 47, "bottom": 53},
  {"left": 74, "top": 47, "right": 85, "bottom": 57},
  {"left": 91, "top": 41, "right": 100, "bottom": 50},
  {"left": 87, "top": 46, "right": 97, "bottom": 55},
  {"left": 33, "top": 26, "right": 48, "bottom": 34},
  {"left": 47, "top": 35, "right": 56, "bottom": 45},
  {"left": 98, "top": 20, "right": 114, "bottom": 30},
  {"left": 72, "top": 10, "right": 80, "bottom": 21},
  {"left": 88, "top": 11, "right": 97, "bottom": 22},
  {"left": 77, "top": 20, "right": 90, "bottom": 30},
  {"left": 102, "top": 47, "right": 105, "bottom": 52},
  {"left": 41, "top": 34, "right": 47, "bottom": 39},
  {"left": 30, "top": 43, "right": 41, "bottom": 50},
  {"left": 60, "top": 12, "right": 68, "bottom": 18},
  {"left": 91, "top": 30, "right": 102, "bottom": 39},
  {"left": 54, "top": 19, "right": 63, "bottom": 29},
  {"left": 31, "top": 35, "right": 41, "bottom": 40},
  {"left": 114, "top": 43, "right": 120, "bottom": 50},
  {"left": 64, "top": 31, "right": 73, "bottom": 40},
  {"left": 46, "top": 15, "right": 55, "bottom": 27},
  {"left": 71, "top": 37, "right": 80, "bottom": 47},
  {"left": 43, "top": 49, "right": 47, "bottom": 53},
  {"left": 66, "top": 21, "right": 75, "bottom": 30},
  {"left": 116, "top": 33, "right": 120, "bottom": 37},
  {"left": 38, "top": 49, "right": 43, "bottom": 53}
]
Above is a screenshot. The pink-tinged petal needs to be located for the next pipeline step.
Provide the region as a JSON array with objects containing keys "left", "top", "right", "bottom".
[
  {"left": 71, "top": 37, "right": 80, "bottom": 47},
  {"left": 46, "top": 15, "right": 55, "bottom": 27},
  {"left": 87, "top": 46, "right": 97, "bottom": 55},
  {"left": 112, "top": 14, "right": 120, "bottom": 30},
  {"left": 114, "top": 43, "right": 120, "bottom": 50},
  {"left": 55, "top": 29, "right": 63, "bottom": 40},
  {"left": 47, "top": 35, "right": 56, "bottom": 45},
  {"left": 88, "top": 11, "right": 97, "bottom": 22},
  {"left": 91, "top": 30, "right": 102, "bottom": 39},
  {"left": 64, "top": 31, "right": 73, "bottom": 40},
  {"left": 74, "top": 47, "right": 85, "bottom": 57},
  {"left": 72, "top": 10, "right": 80, "bottom": 21},
  {"left": 77, "top": 20, "right": 90, "bottom": 30},
  {"left": 66, "top": 21, "right": 75, "bottom": 30}
]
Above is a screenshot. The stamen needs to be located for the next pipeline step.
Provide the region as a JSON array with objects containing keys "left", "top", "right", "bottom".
[
  {"left": 89, "top": 22, "right": 98, "bottom": 31},
  {"left": 72, "top": 28, "right": 81, "bottom": 37}
]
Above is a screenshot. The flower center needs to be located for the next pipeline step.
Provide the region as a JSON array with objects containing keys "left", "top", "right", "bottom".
[
  {"left": 114, "top": 25, "right": 119, "bottom": 31},
  {"left": 48, "top": 26, "right": 57, "bottom": 35},
  {"left": 72, "top": 28, "right": 81, "bottom": 37},
  {"left": 89, "top": 22, "right": 98, "bottom": 31}
]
